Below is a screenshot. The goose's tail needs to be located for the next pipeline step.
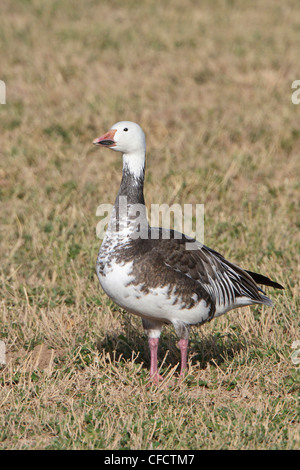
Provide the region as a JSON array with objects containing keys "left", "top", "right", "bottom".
[{"left": 245, "top": 270, "right": 284, "bottom": 290}]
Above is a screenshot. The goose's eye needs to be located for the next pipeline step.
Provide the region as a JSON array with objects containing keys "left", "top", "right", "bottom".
[{"left": 123, "top": 128, "right": 128, "bottom": 132}]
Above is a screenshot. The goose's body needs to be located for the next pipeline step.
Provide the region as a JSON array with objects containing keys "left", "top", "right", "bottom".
[{"left": 93, "top": 121, "right": 283, "bottom": 381}]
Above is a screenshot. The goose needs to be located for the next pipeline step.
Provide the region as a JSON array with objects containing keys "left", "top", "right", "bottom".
[{"left": 93, "top": 121, "right": 283, "bottom": 383}]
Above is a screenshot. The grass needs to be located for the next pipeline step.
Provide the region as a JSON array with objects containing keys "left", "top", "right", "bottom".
[{"left": 0, "top": 0, "right": 299, "bottom": 450}]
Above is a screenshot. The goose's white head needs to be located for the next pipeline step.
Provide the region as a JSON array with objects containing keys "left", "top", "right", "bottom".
[
  {"left": 93, "top": 121, "right": 146, "bottom": 179},
  {"left": 93, "top": 121, "right": 146, "bottom": 155}
]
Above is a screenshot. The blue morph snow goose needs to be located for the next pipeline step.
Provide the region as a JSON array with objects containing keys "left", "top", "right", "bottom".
[{"left": 93, "top": 121, "right": 283, "bottom": 383}]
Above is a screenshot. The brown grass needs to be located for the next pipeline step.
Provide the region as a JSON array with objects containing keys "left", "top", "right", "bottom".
[{"left": 0, "top": 0, "right": 299, "bottom": 450}]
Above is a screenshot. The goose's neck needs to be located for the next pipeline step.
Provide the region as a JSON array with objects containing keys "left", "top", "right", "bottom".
[
  {"left": 111, "top": 150, "right": 148, "bottom": 237},
  {"left": 116, "top": 151, "right": 146, "bottom": 205}
]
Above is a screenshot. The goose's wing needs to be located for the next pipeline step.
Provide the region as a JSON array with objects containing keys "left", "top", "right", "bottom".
[{"left": 150, "top": 229, "right": 275, "bottom": 315}]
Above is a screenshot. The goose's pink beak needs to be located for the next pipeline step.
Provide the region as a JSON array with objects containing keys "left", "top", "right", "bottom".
[{"left": 93, "top": 129, "right": 117, "bottom": 147}]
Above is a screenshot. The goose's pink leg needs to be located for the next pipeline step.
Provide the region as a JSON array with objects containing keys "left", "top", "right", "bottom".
[
  {"left": 178, "top": 338, "right": 189, "bottom": 376},
  {"left": 148, "top": 338, "right": 163, "bottom": 383}
]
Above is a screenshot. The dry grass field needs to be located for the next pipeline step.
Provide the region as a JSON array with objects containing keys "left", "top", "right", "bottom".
[{"left": 0, "top": 0, "right": 299, "bottom": 450}]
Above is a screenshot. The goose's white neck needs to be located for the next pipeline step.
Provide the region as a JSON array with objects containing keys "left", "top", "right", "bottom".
[{"left": 123, "top": 151, "right": 145, "bottom": 181}]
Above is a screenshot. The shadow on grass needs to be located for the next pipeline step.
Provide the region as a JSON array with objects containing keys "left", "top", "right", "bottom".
[{"left": 96, "top": 313, "right": 248, "bottom": 373}]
